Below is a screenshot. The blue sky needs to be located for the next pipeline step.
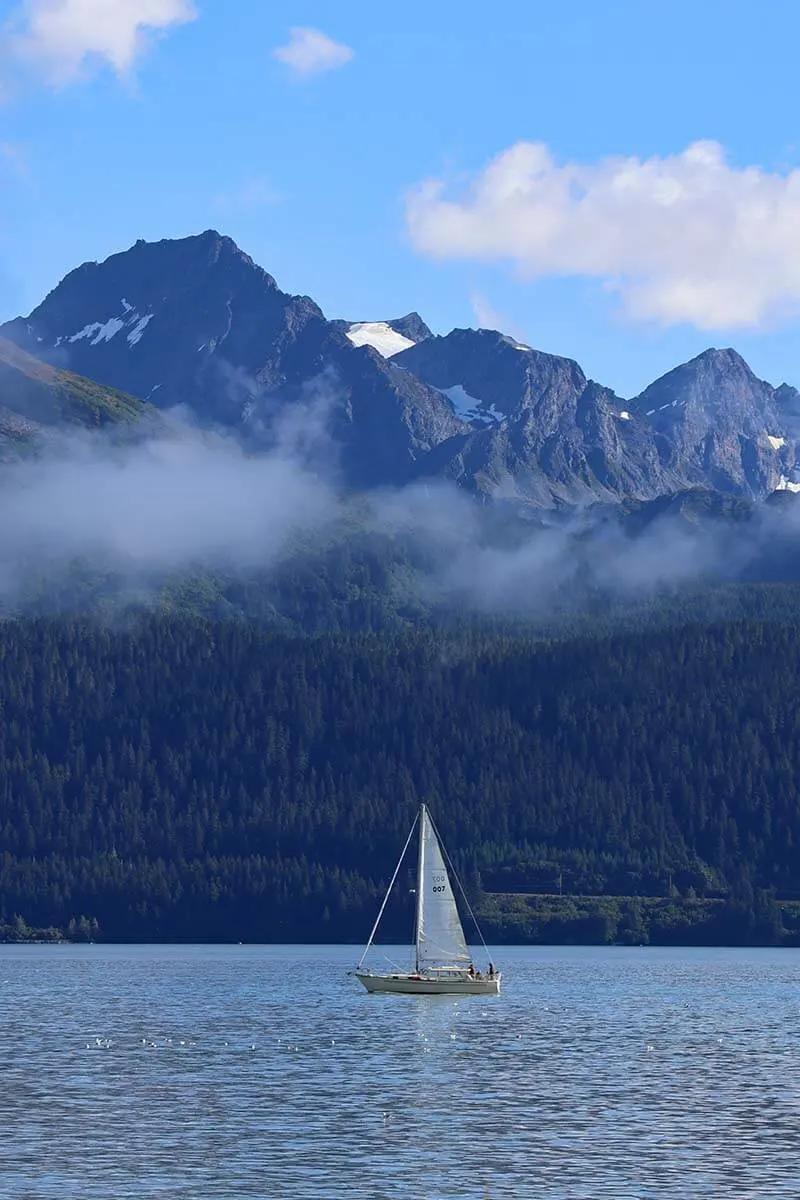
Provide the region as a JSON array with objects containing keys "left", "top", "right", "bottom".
[{"left": 1, "top": 0, "right": 799, "bottom": 394}]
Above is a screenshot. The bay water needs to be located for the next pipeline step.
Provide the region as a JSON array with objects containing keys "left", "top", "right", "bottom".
[{"left": 0, "top": 944, "right": 797, "bottom": 1198}]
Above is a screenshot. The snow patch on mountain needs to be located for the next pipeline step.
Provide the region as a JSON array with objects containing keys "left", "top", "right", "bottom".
[
  {"left": 346, "top": 322, "right": 415, "bottom": 358},
  {"left": 442, "top": 383, "right": 480, "bottom": 417},
  {"left": 127, "top": 314, "right": 154, "bottom": 346},
  {"left": 767, "top": 434, "right": 785, "bottom": 450},
  {"left": 496, "top": 334, "right": 532, "bottom": 352},
  {"left": 617, "top": 411, "right": 632, "bottom": 421},
  {"left": 441, "top": 384, "right": 503, "bottom": 425},
  {"left": 69, "top": 317, "right": 126, "bottom": 345},
  {"left": 776, "top": 475, "right": 800, "bottom": 493},
  {"left": 63, "top": 304, "right": 155, "bottom": 350}
]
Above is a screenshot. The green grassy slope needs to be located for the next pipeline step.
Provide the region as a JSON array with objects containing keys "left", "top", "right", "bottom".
[{"left": 0, "top": 336, "right": 149, "bottom": 445}]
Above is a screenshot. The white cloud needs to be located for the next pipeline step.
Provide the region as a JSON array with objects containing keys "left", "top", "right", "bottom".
[
  {"left": 407, "top": 140, "right": 800, "bottom": 331},
  {"left": 469, "top": 290, "right": 527, "bottom": 341},
  {"left": 0, "top": 397, "right": 338, "bottom": 594},
  {"left": 470, "top": 291, "right": 505, "bottom": 331},
  {"left": 273, "top": 26, "right": 353, "bottom": 79},
  {"left": 7, "top": 0, "right": 197, "bottom": 85}
]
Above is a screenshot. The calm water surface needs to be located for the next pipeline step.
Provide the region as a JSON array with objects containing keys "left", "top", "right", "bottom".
[{"left": 0, "top": 944, "right": 798, "bottom": 1198}]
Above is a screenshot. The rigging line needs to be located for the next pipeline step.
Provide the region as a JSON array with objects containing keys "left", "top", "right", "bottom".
[
  {"left": 357, "top": 809, "right": 420, "bottom": 970},
  {"left": 427, "top": 807, "right": 493, "bottom": 962}
]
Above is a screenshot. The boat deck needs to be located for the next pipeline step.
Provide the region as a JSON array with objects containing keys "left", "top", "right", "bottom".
[{"left": 355, "top": 971, "right": 501, "bottom": 996}]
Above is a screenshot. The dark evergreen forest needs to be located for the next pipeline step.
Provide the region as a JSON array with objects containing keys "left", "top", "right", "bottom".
[{"left": 1, "top": 605, "right": 800, "bottom": 946}]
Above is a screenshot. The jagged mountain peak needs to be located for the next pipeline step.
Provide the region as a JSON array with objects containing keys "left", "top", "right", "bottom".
[
  {"left": 132, "top": 228, "right": 263, "bottom": 267},
  {"left": 403, "top": 325, "right": 586, "bottom": 375},
  {"left": 27, "top": 232, "right": 330, "bottom": 351},
  {"left": 629, "top": 345, "right": 795, "bottom": 499},
  {"left": 393, "top": 326, "right": 587, "bottom": 425},
  {"left": 1, "top": 232, "right": 328, "bottom": 410},
  {"left": 386, "top": 313, "right": 432, "bottom": 343},
  {"left": 632, "top": 346, "right": 776, "bottom": 422},
  {"left": 2, "top": 230, "right": 800, "bottom": 509},
  {"left": 689, "top": 346, "right": 754, "bottom": 373},
  {"left": 0, "top": 232, "right": 465, "bottom": 489},
  {"left": 46, "top": 229, "right": 281, "bottom": 307},
  {"left": 333, "top": 313, "right": 432, "bottom": 358}
]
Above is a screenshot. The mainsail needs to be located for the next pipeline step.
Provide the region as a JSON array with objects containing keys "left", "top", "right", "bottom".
[
  {"left": 415, "top": 807, "right": 471, "bottom": 970},
  {"left": 354, "top": 803, "right": 501, "bottom": 994}
]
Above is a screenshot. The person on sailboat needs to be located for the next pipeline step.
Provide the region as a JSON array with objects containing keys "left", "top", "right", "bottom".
[
  {"left": 488, "top": 963, "right": 495, "bottom": 978},
  {"left": 468, "top": 964, "right": 475, "bottom": 978}
]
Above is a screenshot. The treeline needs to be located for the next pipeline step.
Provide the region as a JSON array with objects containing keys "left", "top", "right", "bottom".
[
  {"left": 9, "top": 517, "right": 800, "bottom": 634},
  {"left": 2, "top": 612, "right": 800, "bottom": 943},
  {"left": 479, "top": 893, "right": 799, "bottom": 947}
]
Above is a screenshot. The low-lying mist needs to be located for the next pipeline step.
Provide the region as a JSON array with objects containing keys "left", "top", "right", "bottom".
[{"left": 2, "top": 384, "right": 800, "bottom": 625}]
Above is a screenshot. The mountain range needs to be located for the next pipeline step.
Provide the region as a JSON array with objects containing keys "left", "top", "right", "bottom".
[{"left": 3, "top": 229, "right": 800, "bottom": 510}]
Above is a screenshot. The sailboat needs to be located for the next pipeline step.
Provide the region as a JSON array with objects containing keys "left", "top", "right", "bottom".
[{"left": 354, "top": 804, "right": 501, "bottom": 995}]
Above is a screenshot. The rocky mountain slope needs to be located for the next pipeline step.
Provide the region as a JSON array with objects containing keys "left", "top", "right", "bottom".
[
  {"left": 396, "top": 332, "right": 799, "bottom": 504},
  {"left": 3, "top": 231, "right": 798, "bottom": 506},
  {"left": 629, "top": 348, "right": 800, "bottom": 497},
  {"left": 1, "top": 232, "right": 463, "bottom": 488}
]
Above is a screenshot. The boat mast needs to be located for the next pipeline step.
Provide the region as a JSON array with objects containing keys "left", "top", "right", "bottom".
[
  {"left": 357, "top": 809, "right": 420, "bottom": 971},
  {"left": 413, "top": 803, "right": 426, "bottom": 973}
]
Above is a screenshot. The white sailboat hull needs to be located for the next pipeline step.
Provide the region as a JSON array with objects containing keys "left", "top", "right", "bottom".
[
  {"left": 354, "top": 805, "right": 503, "bottom": 997},
  {"left": 355, "top": 971, "right": 501, "bottom": 996}
]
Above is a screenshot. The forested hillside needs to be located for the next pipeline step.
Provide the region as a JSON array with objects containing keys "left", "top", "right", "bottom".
[{"left": 1, "top": 610, "right": 800, "bottom": 945}]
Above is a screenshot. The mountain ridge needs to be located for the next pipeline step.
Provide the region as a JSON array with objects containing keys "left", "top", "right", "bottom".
[{"left": 2, "top": 231, "right": 798, "bottom": 506}]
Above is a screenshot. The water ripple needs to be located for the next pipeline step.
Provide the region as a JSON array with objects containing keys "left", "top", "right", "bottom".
[{"left": 0, "top": 945, "right": 797, "bottom": 1198}]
